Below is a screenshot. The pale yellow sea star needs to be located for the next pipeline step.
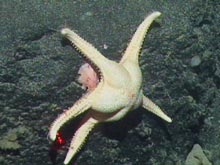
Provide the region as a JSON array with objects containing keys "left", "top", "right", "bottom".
[{"left": 49, "top": 11, "right": 172, "bottom": 164}]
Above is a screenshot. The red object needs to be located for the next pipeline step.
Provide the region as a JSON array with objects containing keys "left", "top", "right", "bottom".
[
  {"left": 56, "top": 132, "right": 65, "bottom": 145},
  {"left": 49, "top": 132, "right": 66, "bottom": 164}
]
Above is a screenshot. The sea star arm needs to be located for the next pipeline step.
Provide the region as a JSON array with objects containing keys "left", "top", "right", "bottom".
[
  {"left": 64, "top": 116, "right": 98, "bottom": 165},
  {"left": 142, "top": 95, "right": 172, "bottom": 123},
  {"left": 120, "top": 11, "right": 161, "bottom": 64},
  {"left": 49, "top": 93, "right": 92, "bottom": 141},
  {"left": 61, "top": 28, "right": 113, "bottom": 75}
]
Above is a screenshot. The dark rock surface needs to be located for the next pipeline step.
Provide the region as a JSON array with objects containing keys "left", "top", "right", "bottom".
[{"left": 0, "top": 0, "right": 219, "bottom": 165}]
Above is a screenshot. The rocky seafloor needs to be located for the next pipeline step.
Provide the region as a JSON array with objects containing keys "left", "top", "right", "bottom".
[{"left": 0, "top": 0, "right": 219, "bottom": 165}]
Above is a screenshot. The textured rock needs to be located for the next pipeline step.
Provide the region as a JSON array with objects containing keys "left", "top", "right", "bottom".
[{"left": 185, "top": 144, "right": 211, "bottom": 165}]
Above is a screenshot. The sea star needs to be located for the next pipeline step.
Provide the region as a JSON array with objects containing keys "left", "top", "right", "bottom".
[{"left": 49, "top": 11, "right": 172, "bottom": 164}]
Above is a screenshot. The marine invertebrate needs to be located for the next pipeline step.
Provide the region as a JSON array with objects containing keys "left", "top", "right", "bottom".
[{"left": 49, "top": 11, "right": 172, "bottom": 164}]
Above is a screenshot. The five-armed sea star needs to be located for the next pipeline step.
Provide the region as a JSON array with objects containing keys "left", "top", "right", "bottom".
[{"left": 49, "top": 11, "right": 172, "bottom": 164}]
